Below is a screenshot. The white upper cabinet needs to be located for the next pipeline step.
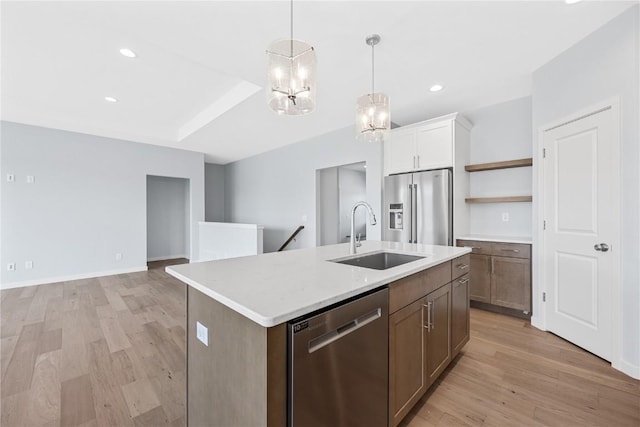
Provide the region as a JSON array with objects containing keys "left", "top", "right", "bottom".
[
  {"left": 415, "top": 121, "right": 453, "bottom": 171},
  {"left": 385, "top": 128, "right": 416, "bottom": 175},
  {"left": 384, "top": 113, "right": 471, "bottom": 176}
]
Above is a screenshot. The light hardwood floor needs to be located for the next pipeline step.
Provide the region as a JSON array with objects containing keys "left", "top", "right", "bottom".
[
  {"left": 2, "top": 262, "right": 639, "bottom": 426},
  {"left": 402, "top": 309, "right": 640, "bottom": 427},
  {"left": 1, "top": 260, "right": 188, "bottom": 426}
]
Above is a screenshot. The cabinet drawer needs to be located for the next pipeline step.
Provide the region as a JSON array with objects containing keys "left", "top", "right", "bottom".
[
  {"left": 389, "top": 261, "right": 451, "bottom": 314},
  {"left": 457, "top": 240, "right": 531, "bottom": 259},
  {"left": 456, "top": 240, "right": 492, "bottom": 256},
  {"left": 491, "top": 243, "right": 530, "bottom": 259},
  {"left": 451, "top": 254, "right": 470, "bottom": 280}
]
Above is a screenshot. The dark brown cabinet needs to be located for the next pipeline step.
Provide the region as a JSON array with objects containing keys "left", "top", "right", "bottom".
[
  {"left": 457, "top": 239, "right": 532, "bottom": 314},
  {"left": 388, "top": 255, "right": 470, "bottom": 427},
  {"left": 388, "top": 299, "right": 426, "bottom": 427},
  {"left": 491, "top": 256, "right": 531, "bottom": 311},
  {"left": 451, "top": 273, "right": 470, "bottom": 357},
  {"left": 469, "top": 254, "right": 491, "bottom": 303},
  {"left": 425, "top": 283, "right": 451, "bottom": 386}
]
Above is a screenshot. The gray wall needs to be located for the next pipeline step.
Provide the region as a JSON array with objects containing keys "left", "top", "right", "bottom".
[
  {"left": 531, "top": 6, "right": 639, "bottom": 373},
  {"left": 464, "top": 96, "right": 532, "bottom": 236},
  {"left": 1, "top": 121, "right": 205, "bottom": 287},
  {"left": 317, "top": 167, "right": 340, "bottom": 246},
  {"left": 224, "top": 126, "right": 383, "bottom": 252},
  {"left": 147, "top": 175, "right": 189, "bottom": 261},
  {"left": 205, "top": 163, "right": 225, "bottom": 222},
  {"left": 338, "top": 167, "right": 367, "bottom": 243}
]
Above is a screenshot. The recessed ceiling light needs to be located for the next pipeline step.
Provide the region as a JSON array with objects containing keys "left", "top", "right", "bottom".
[
  {"left": 104, "top": 96, "right": 118, "bottom": 103},
  {"left": 119, "top": 48, "right": 137, "bottom": 58},
  {"left": 429, "top": 84, "right": 444, "bottom": 92},
  {"left": 565, "top": 0, "right": 583, "bottom": 4}
]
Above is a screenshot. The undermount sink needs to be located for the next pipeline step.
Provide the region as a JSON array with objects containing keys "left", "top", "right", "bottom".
[{"left": 331, "top": 251, "right": 426, "bottom": 270}]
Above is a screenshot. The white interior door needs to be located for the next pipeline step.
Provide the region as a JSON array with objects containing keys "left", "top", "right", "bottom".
[{"left": 542, "top": 106, "right": 619, "bottom": 361}]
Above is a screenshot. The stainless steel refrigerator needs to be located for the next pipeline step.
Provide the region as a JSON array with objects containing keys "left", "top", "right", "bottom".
[{"left": 383, "top": 169, "right": 452, "bottom": 245}]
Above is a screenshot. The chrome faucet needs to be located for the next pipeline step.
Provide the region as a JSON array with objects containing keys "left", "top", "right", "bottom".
[{"left": 350, "top": 201, "right": 377, "bottom": 255}]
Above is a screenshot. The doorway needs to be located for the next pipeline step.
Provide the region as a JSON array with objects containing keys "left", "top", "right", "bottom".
[
  {"left": 146, "top": 175, "right": 190, "bottom": 263},
  {"left": 316, "top": 162, "right": 367, "bottom": 246},
  {"left": 540, "top": 100, "right": 620, "bottom": 364}
]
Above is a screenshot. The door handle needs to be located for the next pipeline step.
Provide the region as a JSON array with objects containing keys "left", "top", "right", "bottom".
[
  {"left": 308, "top": 308, "right": 381, "bottom": 353},
  {"left": 408, "top": 184, "right": 413, "bottom": 243},
  {"left": 594, "top": 243, "right": 610, "bottom": 252},
  {"left": 412, "top": 183, "right": 418, "bottom": 244},
  {"left": 456, "top": 278, "right": 469, "bottom": 287},
  {"left": 422, "top": 301, "right": 433, "bottom": 331}
]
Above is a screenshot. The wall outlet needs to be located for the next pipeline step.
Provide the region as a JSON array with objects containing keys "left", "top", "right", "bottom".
[
  {"left": 115, "top": 253, "right": 123, "bottom": 261},
  {"left": 26, "top": 175, "right": 35, "bottom": 184},
  {"left": 196, "top": 321, "right": 208, "bottom": 346},
  {"left": 25, "top": 261, "right": 33, "bottom": 270},
  {"left": 502, "top": 212, "right": 510, "bottom": 222},
  {"left": 6, "top": 174, "right": 14, "bottom": 183},
  {"left": 7, "top": 263, "right": 16, "bottom": 271}
]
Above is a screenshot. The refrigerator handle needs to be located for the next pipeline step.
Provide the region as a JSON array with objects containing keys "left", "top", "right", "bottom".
[
  {"left": 408, "top": 184, "right": 413, "bottom": 243},
  {"left": 412, "top": 183, "right": 418, "bottom": 244}
]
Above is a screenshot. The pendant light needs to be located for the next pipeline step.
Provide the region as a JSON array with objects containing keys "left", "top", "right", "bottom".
[
  {"left": 266, "top": 0, "right": 316, "bottom": 115},
  {"left": 356, "top": 34, "right": 390, "bottom": 142}
]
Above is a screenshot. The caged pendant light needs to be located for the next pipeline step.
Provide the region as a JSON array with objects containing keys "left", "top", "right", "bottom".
[
  {"left": 356, "top": 34, "right": 390, "bottom": 142},
  {"left": 266, "top": 0, "right": 316, "bottom": 115}
]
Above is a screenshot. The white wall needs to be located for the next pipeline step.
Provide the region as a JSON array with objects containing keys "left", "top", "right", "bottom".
[
  {"left": 205, "top": 163, "right": 225, "bottom": 222},
  {"left": 317, "top": 167, "right": 340, "bottom": 246},
  {"left": 224, "top": 125, "right": 383, "bottom": 253},
  {"left": 464, "top": 96, "right": 533, "bottom": 236},
  {"left": 338, "top": 167, "right": 367, "bottom": 243},
  {"left": 147, "top": 175, "right": 189, "bottom": 261},
  {"left": 531, "top": 6, "right": 639, "bottom": 376},
  {"left": 0, "top": 121, "right": 205, "bottom": 288}
]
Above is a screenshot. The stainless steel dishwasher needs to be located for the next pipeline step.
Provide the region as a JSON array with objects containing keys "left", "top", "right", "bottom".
[{"left": 288, "top": 288, "right": 388, "bottom": 427}]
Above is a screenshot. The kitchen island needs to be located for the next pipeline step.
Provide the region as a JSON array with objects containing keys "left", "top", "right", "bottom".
[{"left": 166, "top": 240, "right": 471, "bottom": 426}]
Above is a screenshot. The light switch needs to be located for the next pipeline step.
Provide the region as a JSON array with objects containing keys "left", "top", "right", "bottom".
[
  {"left": 26, "top": 175, "right": 35, "bottom": 184},
  {"left": 196, "top": 321, "right": 208, "bottom": 346},
  {"left": 6, "top": 174, "right": 14, "bottom": 183}
]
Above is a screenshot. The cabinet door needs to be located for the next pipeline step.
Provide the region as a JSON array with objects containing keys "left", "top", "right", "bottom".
[
  {"left": 451, "top": 274, "right": 470, "bottom": 357},
  {"left": 491, "top": 256, "right": 531, "bottom": 311},
  {"left": 385, "top": 129, "right": 416, "bottom": 175},
  {"left": 389, "top": 299, "right": 427, "bottom": 427},
  {"left": 425, "top": 283, "right": 451, "bottom": 387},
  {"left": 415, "top": 121, "right": 453, "bottom": 170},
  {"left": 469, "top": 254, "right": 491, "bottom": 303}
]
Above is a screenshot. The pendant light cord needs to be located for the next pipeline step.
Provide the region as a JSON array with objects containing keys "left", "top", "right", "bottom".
[
  {"left": 371, "top": 42, "right": 375, "bottom": 95},
  {"left": 290, "top": 0, "right": 294, "bottom": 57}
]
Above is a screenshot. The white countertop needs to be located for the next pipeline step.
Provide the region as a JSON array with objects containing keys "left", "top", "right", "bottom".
[
  {"left": 166, "top": 241, "right": 470, "bottom": 327},
  {"left": 457, "top": 234, "right": 532, "bottom": 244}
]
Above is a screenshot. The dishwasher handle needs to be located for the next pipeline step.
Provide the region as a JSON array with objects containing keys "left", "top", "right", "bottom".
[{"left": 308, "top": 308, "right": 382, "bottom": 354}]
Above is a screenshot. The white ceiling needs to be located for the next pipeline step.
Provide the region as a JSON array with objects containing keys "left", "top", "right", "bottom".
[{"left": 1, "top": 1, "right": 636, "bottom": 164}]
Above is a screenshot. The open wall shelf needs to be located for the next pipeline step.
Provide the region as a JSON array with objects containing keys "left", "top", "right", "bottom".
[
  {"left": 465, "top": 196, "right": 533, "bottom": 204},
  {"left": 465, "top": 157, "right": 533, "bottom": 203},
  {"left": 465, "top": 158, "right": 532, "bottom": 172}
]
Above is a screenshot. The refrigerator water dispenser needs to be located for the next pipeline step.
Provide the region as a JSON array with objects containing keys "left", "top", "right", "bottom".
[{"left": 388, "top": 203, "right": 403, "bottom": 230}]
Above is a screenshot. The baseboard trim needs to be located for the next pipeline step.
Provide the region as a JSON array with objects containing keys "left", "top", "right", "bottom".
[
  {"left": 470, "top": 300, "right": 532, "bottom": 320},
  {"left": 615, "top": 359, "right": 640, "bottom": 380},
  {"left": 0, "top": 266, "right": 149, "bottom": 290},
  {"left": 147, "top": 255, "right": 189, "bottom": 262}
]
